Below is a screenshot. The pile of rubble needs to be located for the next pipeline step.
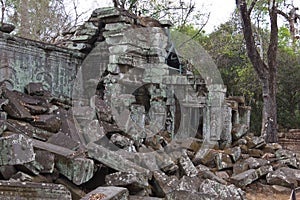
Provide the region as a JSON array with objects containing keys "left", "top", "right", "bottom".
[{"left": 0, "top": 82, "right": 299, "bottom": 199}]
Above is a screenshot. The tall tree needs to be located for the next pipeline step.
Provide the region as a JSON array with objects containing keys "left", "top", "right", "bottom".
[{"left": 236, "top": 0, "right": 279, "bottom": 143}]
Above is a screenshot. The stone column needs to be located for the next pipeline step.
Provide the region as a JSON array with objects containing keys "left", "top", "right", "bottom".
[{"left": 203, "top": 84, "right": 227, "bottom": 146}]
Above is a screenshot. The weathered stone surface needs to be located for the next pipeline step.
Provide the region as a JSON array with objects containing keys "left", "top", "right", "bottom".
[
  {"left": 256, "top": 165, "right": 273, "bottom": 177},
  {"left": 246, "top": 136, "right": 265, "bottom": 149},
  {"left": 2, "top": 89, "right": 33, "bottom": 120},
  {"left": 87, "top": 142, "right": 150, "bottom": 175},
  {"left": 30, "top": 114, "right": 61, "bottom": 133},
  {"left": 6, "top": 119, "right": 54, "bottom": 141},
  {"left": 230, "top": 169, "right": 258, "bottom": 187},
  {"left": 25, "top": 82, "right": 46, "bottom": 96},
  {"left": 196, "top": 164, "right": 227, "bottom": 184},
  {"left": 82, "top": 120, "right": 105, "bottom": 144},
  {"left": 152, "top": 171, "right": 178, "bottom": 197},
  {"left": 47, "top": 131, "right": 80, "bottom": 150},
  {"left": 224, "top": 146, "right": 241, "bottom": 162},
  {"left": 215, "top": 152, "right": 233, "bottom": 170},
  {"left": 178, "top": 150, "right": 198, "bottom": 177},
  {"left": 193, "top": 148, "right": 217, "bottom": 167},
  {"left": 0, "top": 181, "right": 72, "bottom": 199},
  {"left": 10, "top": 171, "right": 33, "bottom": 182},
  {"left": 32, "top": 138, "right": 75, "bottom": 157},
  {"left": 81, "top": 186, "right": 129, "bottom": 200},
  {"left": 266, "top": 167, "right": 300, "bottom": 187},
  {"left": 0, "top": 120, "right": 7, "bottom": 135},
  {"left": 24, "top": 149, "right": 55, "bottom": 175},
  {"left": 232, "top": 124, "right": 248, "bottom": 141},
  {"left": 56, "top": 156, "right": 94, "bottom": 185},
  {"left": 0, "top": 134, "right": 35, "bottom": 165},
  {"left": 233, "top": 157, "right": 269, "bottom": 175},
  {"left": 129, "top": 196, "right": 164, "bottom": 200},
  {"left": 0, "top": 165, "right": 17, "bottom": 179},
  {"left": 198, "top": 179, "right": 245, "bottom": 200},
  {"left": 105, "top": 172, "right": 149, "bottom": 194}
]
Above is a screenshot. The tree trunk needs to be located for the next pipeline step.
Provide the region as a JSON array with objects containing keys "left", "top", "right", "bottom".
[
  {"left": 236, "top": 0, "right": 278, "bottom": 143},
  {"left": 20, "top": 0, "right": 30, "bottom": 39}
]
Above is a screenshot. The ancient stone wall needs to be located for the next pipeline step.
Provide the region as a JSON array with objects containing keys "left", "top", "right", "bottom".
[{"left": 0, "top": 32, "right": 85, "bottom": 97}]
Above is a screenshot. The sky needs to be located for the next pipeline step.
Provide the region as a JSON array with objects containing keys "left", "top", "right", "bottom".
[
  {"left": 76, "top": 0, "right": 300, "bottom": 33},
  {"left": 76, "top": 0, "right": 236, "bottom": 33}
]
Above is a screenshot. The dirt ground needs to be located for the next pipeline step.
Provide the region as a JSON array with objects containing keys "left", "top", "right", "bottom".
[{"left": 245, "top": 182, "right": 292, "bottom": 200}]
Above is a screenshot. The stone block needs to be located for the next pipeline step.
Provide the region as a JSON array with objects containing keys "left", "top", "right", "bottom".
[
  {"left": 0, "top": 181, "right": 72, "bottom": 199},
  {"left": 193, "top": 148, "right": 218, "bottom": 167},
  {"left": 24, "top": 149, "right": 55, "bottom": 175},
  {"left": 2, "top": 89, "right": 33, "bottom": 120},
  {"left": 82, "top": 120, "right": 105, "bottom": 144},
  {"left": 47, "top": 131, "right": 80, "bottom": 150},
  {"left": 256, "top": 165, "right": 273, "bottom": 177},
  {"left": 0, "top": 120, "right": 7, "bottom": 135},
  {"left": 224, "top": 146, "right": 241, "bottom": 162},
  {"left": 30, "top": 114, "right": 61, "bottom": 133},
  {"left": 246, "top": 136, "right": 265, "bottom": 149},
  {"left": 151, "top": 171, "right": 178, "bottom": 197},
  {"left": 0, "top": 165, "right": 17, "bottom": 179},
  {"left": 81, "top": 186, "right": 129, "bottom": 200},
  {"left": 56, "top": 156, "right": 95, "bottom": 185},
  {"left": 24, "top": 82, "right": 46, "bottom": 96},
  {"left": 214, "top": 152, "right": 233, "bottom": 170},
  {"left": 198, "top": 179, "right": 245, "bottom": 200},
  {"left": 178, "top": 150, "right": 198, "bottom": 177},
  {"left": 231, "top": 124, "right": 248, "bottom": 141},
  {"left": 87, "top": 142, "right": 150, "bottom": 175},
  {"left": 266, "top": 167, "right": 300, "bottom": 187},
  {"left": 230, "top": 169, "right": 258, "bottom": 187},
  {"left": 6, "top": 119, "right": 54, "bottom": 141},
  {"left": 0, "top": 112, "right": 7, "bottom": 120},
  {"left": 0, "top": 134, "right": 35, "bottom": 165},
  {"left": 105, "top": 171, "right": 149, "bottom": 194}
]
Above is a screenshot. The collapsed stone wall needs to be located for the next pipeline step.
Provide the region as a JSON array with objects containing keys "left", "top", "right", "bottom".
[{"left": 0, "top": 32, "right": 84, "bottom": 97}]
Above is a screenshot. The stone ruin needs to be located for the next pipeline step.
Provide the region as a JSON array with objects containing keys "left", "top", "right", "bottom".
[{"left": 0, "top": 6, "right": 299, "bottom": 200}]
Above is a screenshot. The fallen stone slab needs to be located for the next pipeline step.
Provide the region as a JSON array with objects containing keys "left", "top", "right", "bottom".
[
  {"left": 87, "top": 142, "right": 150, "bottom": 175},
  {"left": 6, "top": 119, "right": 54, "bottom": 141},
  {"left": 0, "top": 134, "right": 35, "bottom": 165},
  {"left": 196, "top": 164, "right": 227, "bottom": 185},
  {"left": 214, "top": 152, "right": 233, "bottom": 170},
  {"left": 151, "top": 171, "right": 178, "bottom": 198},
  {"left": 55, "top": 177, "right": 86, "bottom": 199},
  {"left": 232, "top": 124, "right": 248, "bottom": 141},
  {"left": 32, "top": 138, "right": 75, "bottom": 157},
  {"left": 24, "top": 149, "right": 55, "bottom": 175},
  {"left": 30, "top": 114, "right": 61, "bottom": 133},
  {"left": 47, "top": 131, "right": 80, "bottom": 150},
  {"left": 198, "top": 179, "right": 245, "bottom": 200},
  {"left": 2, "top": 89, "right": 33, "bottom": 120},
  {"left": 0, "top": 165, "right": 17, "bottom": 179},
  {"left": 56, "top": 156, "right": 95, "bottom": 185},
  {"left": 24, "top": 82, "right": 46, "bottom": 96},
  {"left": 256, "top": 165, "right": 273, "bottom": 177},
  {"left": 0, "top": 120, "right": 7, "bottom": 135},
  {"left": 224, "top": 146, "right": 241, "bottom": 162},
  {"left": 105, "top": 171, "right": 149, "bottom": 194},
  {"left": 0, "top": 180, "right": 72, "bottom": 199},
  {"left": 230, "top": 169, "right": 258, "bottom": 188},
  {"left": 178, "top": 150, "right": 198, "bottom": 177},
  {"left": 266, "top": 167, "right": 300, "bottom": 187},
  {"left": 81, "top": 186, "right": 129, "bottom": 200}
]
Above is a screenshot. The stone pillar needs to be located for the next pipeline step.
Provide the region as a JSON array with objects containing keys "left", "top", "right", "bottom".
[
  {"left": 203, "top": 84, "right": 227, "bottom": 146},
  {"left": 239, "top": 106, "right": 251, "bottom": 128},
  {"left": 221, "top": 105, "right": 232, "bottom": 148}
]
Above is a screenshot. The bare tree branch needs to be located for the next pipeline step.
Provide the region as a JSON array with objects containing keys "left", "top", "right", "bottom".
[{"left": 248, "top": 0, "right": 258, "bottom": 15}]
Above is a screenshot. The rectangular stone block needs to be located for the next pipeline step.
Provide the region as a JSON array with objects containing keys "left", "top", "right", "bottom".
[
  {"left": 24, "top": 149, "right": 55, "bottom": 175},
  {"left": 87, "top": 143, "right": 150, "bottom": 175},
  {"left": 0, "top": 134, "right": 35, "bottom": 165},
  {"left": 2, "top": 89, "right": 33, "bottom": 120},
  {"left": 81, "top": 186, "right": 129, "bottom": 200},
  {"left": 0, "top": 181, "right": 72, "bottom": 199},
  {"left": 230, "top": 169, "right": 258, "bottom": 187},
  {"left": 105, "top": 171, "right": 149, "bottom": 194},
  {"left": 30, "top": 114, "right": 61, "bottom": 133},
  {"left": 6, "top": 119, "right": 54, "bottom": 141},
  {"left": 56, "top": 156, "right": 95, "bottom": 185}
]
